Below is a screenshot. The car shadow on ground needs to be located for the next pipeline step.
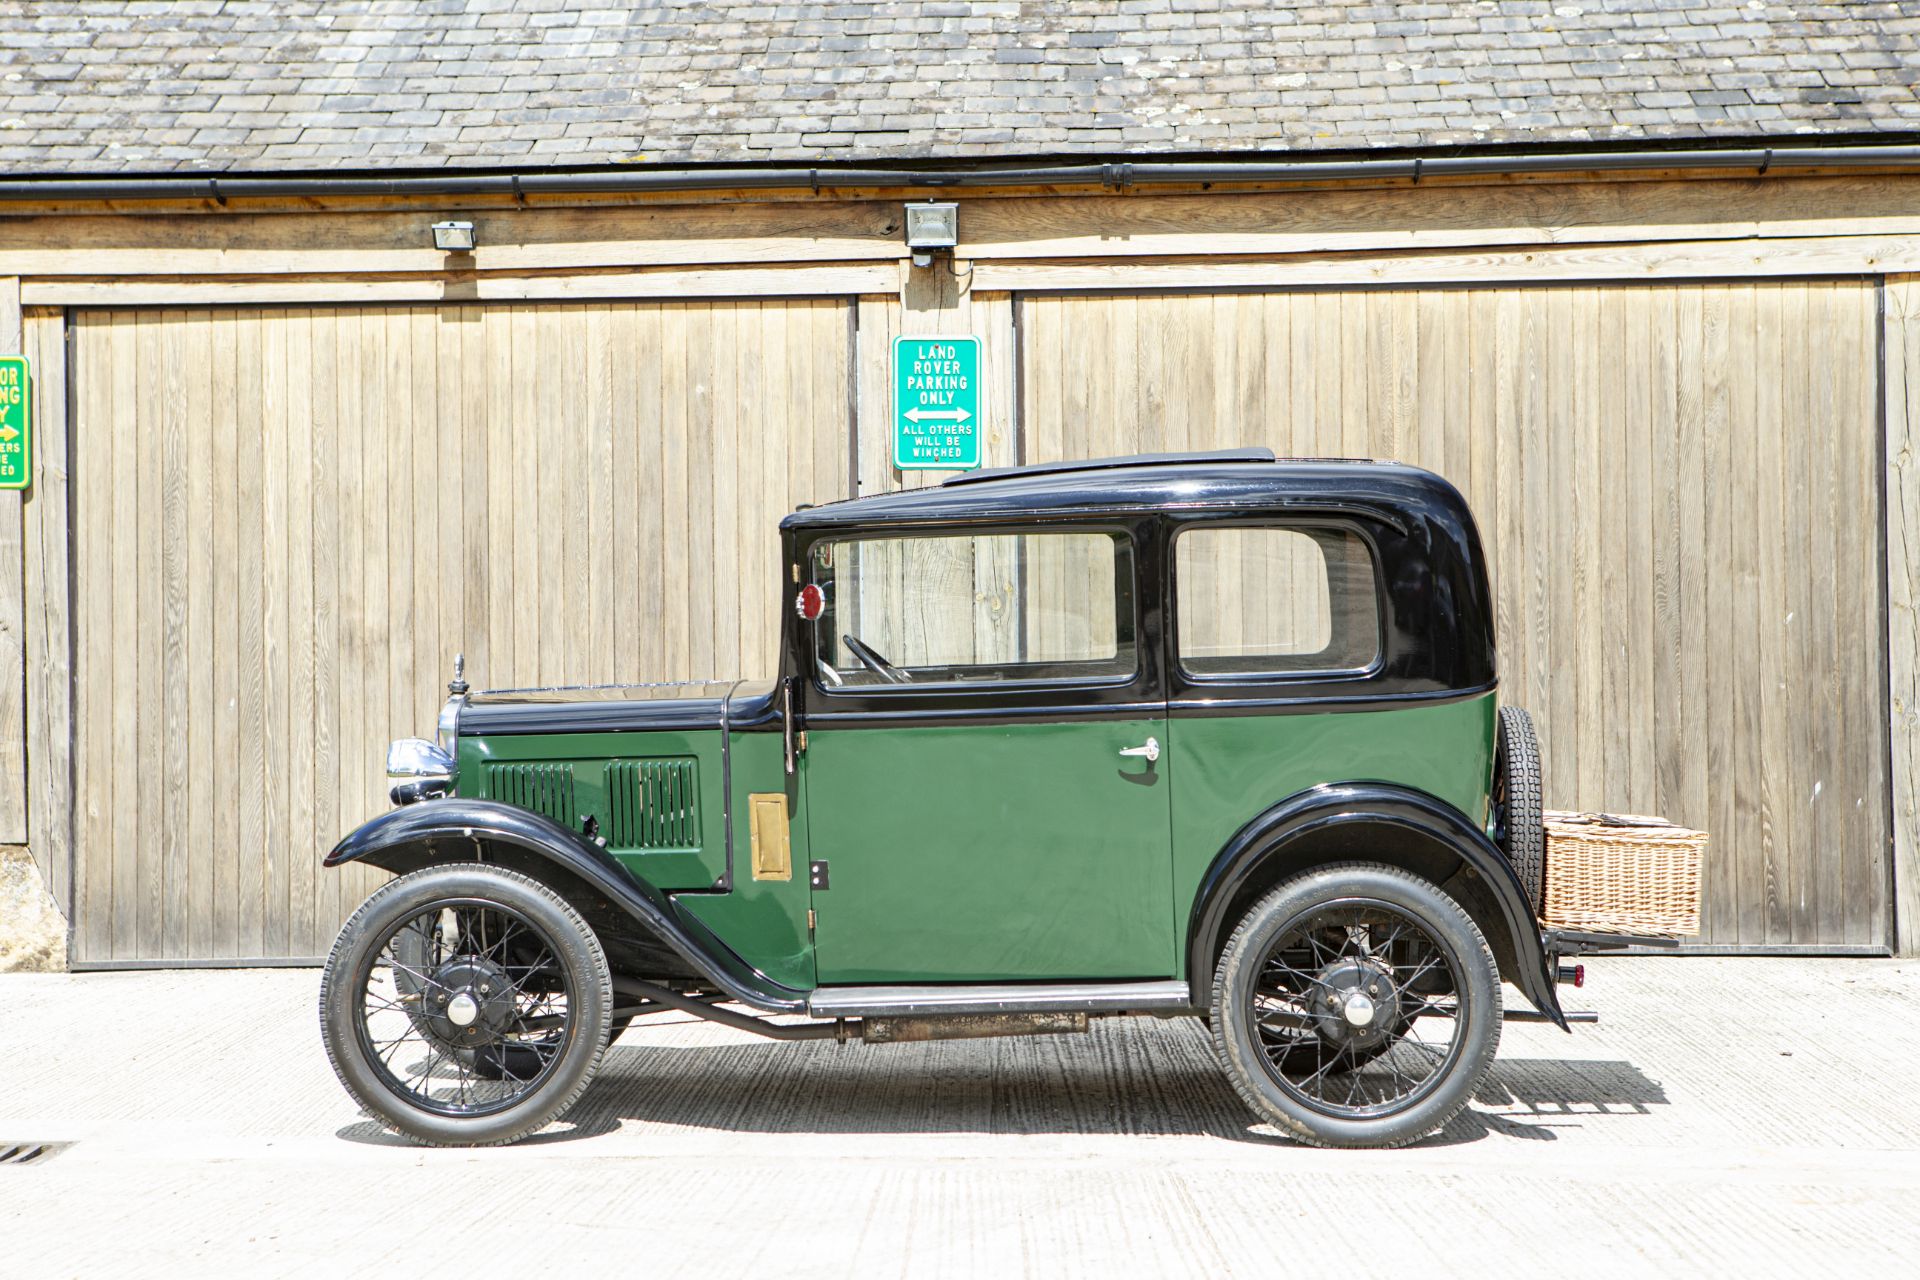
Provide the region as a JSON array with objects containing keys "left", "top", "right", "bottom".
[
  {"left": 335, "top": 1022, "right": 1670, "bottom": 1149},
  {"left": 1428, "top": 1057, "right": 1672, "bottom": 1145}
]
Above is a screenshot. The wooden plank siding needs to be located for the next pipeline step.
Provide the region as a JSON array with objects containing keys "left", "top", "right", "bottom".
[
  {"left": 1888, "top": 277, "right": 1920, "bottom": 958},
  {"left": 21, "top": 306, "right": 69, "bottom": 911},
  {"left": 1016, "top": 281, "right": 1889, "bottom": 950},
  {"left": 22, "top": 225, "right": 1906, "bottom": 963},
  {"left": 66, "top": 300, "right": 853, "bottom": 964}
]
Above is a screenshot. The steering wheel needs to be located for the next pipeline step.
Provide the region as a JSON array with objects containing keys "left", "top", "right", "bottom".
[{"left": 841, "top": 634, "right": 911, "bottom": 684}]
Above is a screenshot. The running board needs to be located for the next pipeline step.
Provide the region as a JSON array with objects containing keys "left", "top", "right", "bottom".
[{"left": 807, "top": 979, "right": 1193, "bottom": 1019}]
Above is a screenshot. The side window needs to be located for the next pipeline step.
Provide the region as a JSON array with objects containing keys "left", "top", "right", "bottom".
[
  {"left": 1175, "top": 525, "right": 1380, "bottom": 678},
  {"left": 809, "top": 531, "right": 1136, "bottom": 690}
]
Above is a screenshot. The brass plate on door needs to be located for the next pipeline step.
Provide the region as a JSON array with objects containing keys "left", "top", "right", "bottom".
[{"left": 748, "top": 792, "right": 792, "bottom": 881}]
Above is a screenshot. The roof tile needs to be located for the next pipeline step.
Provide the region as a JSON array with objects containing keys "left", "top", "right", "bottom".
[{"left": 0, "top": 0, "right": 1915, "bottom": 174}]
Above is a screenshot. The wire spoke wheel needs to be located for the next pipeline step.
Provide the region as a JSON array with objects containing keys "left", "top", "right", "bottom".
[
  {"left": 320, "top": 865, "right": 612, "bottom": 1146},
  {"left": 356, "top": 900, "right": 574, "bottom": 1117},
  {"left": 1250, "top": 903, "right": 1467, "bottom": 1119},
  {"left": 1211, "top": 863, "right": 1501, "bottom": 1149}
]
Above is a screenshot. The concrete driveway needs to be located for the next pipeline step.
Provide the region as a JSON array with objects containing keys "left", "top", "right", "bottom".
[{"left": 1, "top": 957, "right": 1916, "bottom": 1277}]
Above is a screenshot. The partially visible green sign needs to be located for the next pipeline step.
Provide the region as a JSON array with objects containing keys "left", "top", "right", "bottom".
[
  {"left": 0, "top": 356, "right": 27, "bottom": 491},
  {"left": 893, "top": 335, "right": 980, "bottom": 471}
]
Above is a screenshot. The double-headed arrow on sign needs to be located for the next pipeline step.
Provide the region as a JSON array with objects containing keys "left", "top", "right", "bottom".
[{"left": 903, "top": 406, "right": 972, "bottom": 424}]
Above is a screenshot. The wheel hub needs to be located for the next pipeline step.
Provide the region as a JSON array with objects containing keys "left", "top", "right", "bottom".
[
  {"left": 1311, "top": 958, "right": 1401, "bottom": 1051},
  {"left": 419, "top": 957, "right": 518, "bottom": 1047}
]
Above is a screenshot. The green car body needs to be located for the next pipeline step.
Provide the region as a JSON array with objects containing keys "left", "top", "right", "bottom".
[
  {"left": 338, "top": 450, "right": 1560, "bottom": 1027},
  {"left": 452, "top": 693, "right": 1496, "bottom": 991}
]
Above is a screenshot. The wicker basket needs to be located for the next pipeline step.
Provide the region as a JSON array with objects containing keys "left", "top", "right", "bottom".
[{"left": 1540, "top": 811, "right": 1705, "bottom": 937}]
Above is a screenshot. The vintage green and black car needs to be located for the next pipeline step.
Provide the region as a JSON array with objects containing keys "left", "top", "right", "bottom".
[{"left": 319, "top": 448, "right": 1598, "bottom": 1149}]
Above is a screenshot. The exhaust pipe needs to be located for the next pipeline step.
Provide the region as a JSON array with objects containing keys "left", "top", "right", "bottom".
[{"left": 861, "top": 1012, "right": 1090, "bottom": 1043}]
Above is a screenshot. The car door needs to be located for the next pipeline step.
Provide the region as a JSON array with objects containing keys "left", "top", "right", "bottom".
[{"left": 799, "top": 522, "right": 1175, "bottom": 983}]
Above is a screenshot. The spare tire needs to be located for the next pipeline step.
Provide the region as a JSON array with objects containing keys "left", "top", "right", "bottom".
[{"left": 1493, "top": 705, "right": 1544, "bottom": 912}]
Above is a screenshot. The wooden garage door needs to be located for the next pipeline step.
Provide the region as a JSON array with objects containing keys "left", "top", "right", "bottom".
[
  {"left": 1020, "top": 282, "right": 1888, "bottom": 950},
  {"left": 69, "top": 300, "right": 852, "bottom": 964}
]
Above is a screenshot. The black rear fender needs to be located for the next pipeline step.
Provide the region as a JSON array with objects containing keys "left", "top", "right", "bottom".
[
  {"left": 1187, "top": 783, "right": 1567, "bottom": 1028},
  {"left": 325, "top": 799, "right": 806, "bottom": 1013}
]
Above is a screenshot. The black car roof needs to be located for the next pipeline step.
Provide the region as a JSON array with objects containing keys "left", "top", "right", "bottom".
[
  {"left": 780, "top": 450, "right": 1497, "bottom": 699},
  {"left": 779, "top": 451, "right": 1462, "bottom": 531}
]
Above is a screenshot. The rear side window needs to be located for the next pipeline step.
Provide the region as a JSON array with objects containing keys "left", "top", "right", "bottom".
[{"left": 1174, "top": 525, "right": 1380, "bottom": 678}]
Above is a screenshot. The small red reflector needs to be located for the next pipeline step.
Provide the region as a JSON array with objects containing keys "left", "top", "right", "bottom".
[
  {"left": 796, "top": 583, "right": 824, "bottom": 621},
  {"left": 1572, "top": 964, "right": 1585, "bottom": 988}
]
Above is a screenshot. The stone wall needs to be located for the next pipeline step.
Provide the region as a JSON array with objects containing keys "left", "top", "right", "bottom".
[{"left": 0, "top": 844, "right": 66, "bottom": 971}]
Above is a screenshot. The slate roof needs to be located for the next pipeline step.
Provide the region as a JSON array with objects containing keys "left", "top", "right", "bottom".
[{"left": 2, "top": 1, "right": 1918, "bottom": 175}]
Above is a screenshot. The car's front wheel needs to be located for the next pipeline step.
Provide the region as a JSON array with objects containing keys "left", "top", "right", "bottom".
[
  {"left": 1210, "top": 863, "right": 1502, "bottom": 1149},
  {"left": 318, "top": 864, "right": 612, "bottom": 1146}
]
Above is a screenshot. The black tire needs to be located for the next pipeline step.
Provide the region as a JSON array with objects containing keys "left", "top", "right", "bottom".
[
  {"left": 319, "top": 865, "right": 612, "bottom": 1146},
  {"left": 1211, "top": 863, "right": 1503, "bottom": 1149},
  {"left": 1494, "top": 705, "right": 1545, "bottom": 912}
]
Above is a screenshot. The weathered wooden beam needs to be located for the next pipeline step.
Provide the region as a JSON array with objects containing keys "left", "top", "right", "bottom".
[
  {"left": 6, "top": 174, "right": 1920, "bottom": 280},
  {"left": 959, "top": 175, "right": 1920, "bottom": 261},
  {"left": 19, "top": 263, "right": 899, "bottom": 307},
  {"left": 0, "top": 160, "right": 1910, "bottom": 220},
  {"left": 24, "top": 234, "right": 1920, "bottom": 310},
  {"left": 1888, "top": 276, "right": 1920, "bottom": 958},
  {"left": 0, "top": 201, "right": 905, "bottom": 276},
  {"left": 970, "top": 234, "right": 1920, "bottom": 293},
  {"left": 20, "top": 306, "right": 69, "bottom": 923}
]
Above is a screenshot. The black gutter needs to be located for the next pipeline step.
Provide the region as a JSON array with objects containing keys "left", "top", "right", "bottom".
[{"left": 5, "top": 143, "right": 1920, "bottom": 204}]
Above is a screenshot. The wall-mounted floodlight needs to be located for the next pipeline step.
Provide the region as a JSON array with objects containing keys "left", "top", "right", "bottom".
[
  {"left": 904, "top": 201, "right": 958, "bottom": 268},
  {"left": 431, "top": 220, "right": 476, "bottom": 253}
]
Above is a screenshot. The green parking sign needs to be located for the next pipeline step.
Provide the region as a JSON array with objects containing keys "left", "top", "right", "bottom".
[
  {"left": 0, "top": 356, "right": 28, "bottom": 491},
  {"left": 893, "top": 335, "right": 980, "bottom": 471}
]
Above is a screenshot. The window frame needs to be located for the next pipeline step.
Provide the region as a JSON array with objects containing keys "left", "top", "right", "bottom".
[
  {"left": 798, "top": 519, "right": 1151, "bottom": 709},
  {"left": 1167, "top": 517, "right": 1387, "bottom": 687}
]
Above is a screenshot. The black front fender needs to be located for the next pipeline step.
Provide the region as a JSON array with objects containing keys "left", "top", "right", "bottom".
[
  {"left": 1186, "top": 783, "right": 1567, "bottom": 1029},
  {"left": 325, "top": 799, "right": 807, "bottom": 1013}
]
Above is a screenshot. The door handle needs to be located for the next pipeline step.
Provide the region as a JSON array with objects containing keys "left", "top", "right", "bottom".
[{"left": 1118, "top": 737, "right": 1160, "bottom": 764}]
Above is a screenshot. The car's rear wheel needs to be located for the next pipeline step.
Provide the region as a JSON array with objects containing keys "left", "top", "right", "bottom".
[
  {"left": 319, "top": 865, "right": 612, "bottom": 1146},
  {"left": 1211, "top": 863, "right": 1502, "bottom": 1149}
]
